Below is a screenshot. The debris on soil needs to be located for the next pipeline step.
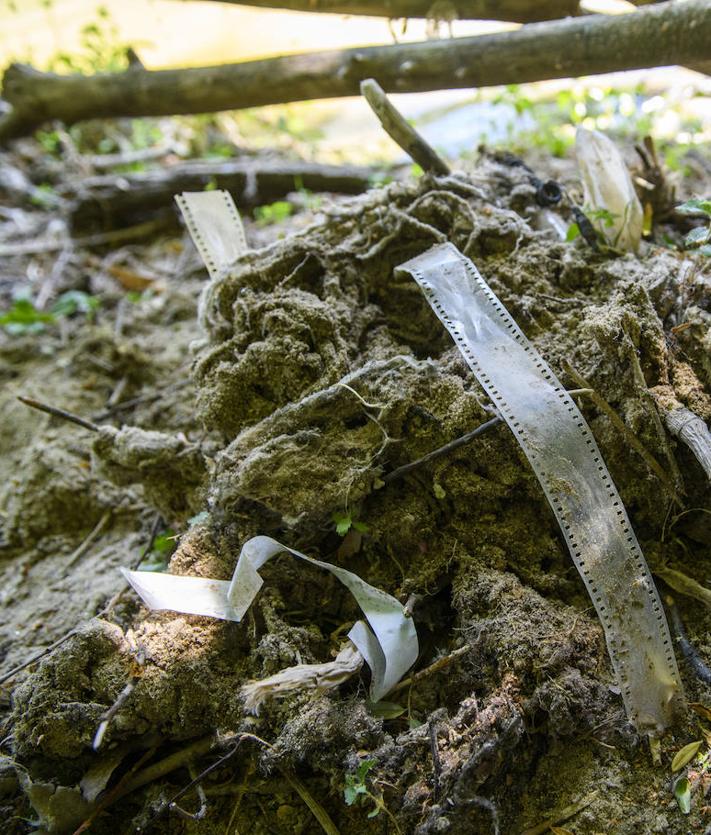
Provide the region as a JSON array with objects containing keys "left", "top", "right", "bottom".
[{"left": 0, "top": 123, "right": 710, "bottom": 835}]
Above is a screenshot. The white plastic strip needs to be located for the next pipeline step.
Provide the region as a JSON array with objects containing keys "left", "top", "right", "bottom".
[
  {"left": 122, "top": 535, "right": 418, "bottom": 702},
  {"left": 396, "top": 242, "right": 683, "bottom": 734},
  {"left": 175, "top": 190, "right": 247, "bottom": 279}
]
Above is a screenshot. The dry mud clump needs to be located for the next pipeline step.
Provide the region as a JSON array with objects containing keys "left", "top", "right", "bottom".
[{"left": 3, "top": 157, "right": 711, "bottom": 834}]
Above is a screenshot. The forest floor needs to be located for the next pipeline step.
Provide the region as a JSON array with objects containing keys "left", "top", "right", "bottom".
[{"left": 0, "top": 117, "right": 710, "bottom": 835}]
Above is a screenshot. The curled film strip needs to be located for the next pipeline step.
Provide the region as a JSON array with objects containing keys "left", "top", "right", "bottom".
[
  {"left": 396, "top": 242, "right": 683, "bottom": 734},
  {"left": 175, "top": 189, "right": 247, "bottom": 279}
]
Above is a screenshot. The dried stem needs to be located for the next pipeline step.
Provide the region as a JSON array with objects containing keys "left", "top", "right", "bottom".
[{"left": 17, "top": 395, "right": 100, "bottom": 432}]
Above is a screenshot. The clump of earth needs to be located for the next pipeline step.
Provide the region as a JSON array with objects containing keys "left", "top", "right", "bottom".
[{"left": 0, "top": 138, "right": 710, "bottom": 835}]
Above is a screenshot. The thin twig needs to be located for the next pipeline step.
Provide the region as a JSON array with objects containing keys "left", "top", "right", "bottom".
[
  {"left": 390, "top": 645, "right": 470, "bottom": 694},
  {"left": 92, "top": 379, "right": 191, "bottom": 421},
  {"left": 664, "top": 596, "right": 711, "bottom": 685},
  {"left": 170, "top": 764, "right": 208, "bottom": 821},
  {"left": 0, "top": 514, "right": 162, "bottom": 686},
  {"left": 282, "top": 772, "right": 340, "bottom": 835},
  {"left": 562, "top": 362, "right": 682, "bottom": 506},
  {"left": 66, "top": 510, "right": 112, "bottom": 568},
  {"left": 72, "top": 744, "right": 159, "bottom": 835},
  {"left": 655, "top": 564, "right": 711, "bottom": 609},
  {"left": 0, "top": 218, "right": 167, "bottom": 257},
  {"left": 383, "top": 389, "right": 593, "bottom": 484},
  {"left": 383, "top": 416, "right": 502, "bottom": 484},
  {"left": 93, "top": 680, "right": 136, "bottom": 750},
  {"left": 17, "top": 395, "right": 100, "bottom": 432}
]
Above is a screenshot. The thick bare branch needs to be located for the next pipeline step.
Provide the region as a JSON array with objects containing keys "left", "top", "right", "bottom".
[
  {"left": 1, "top": 1, "right": 708, "bottom": 142},
  {"left": 180, "top": 0, "right": 663, "bottom": 23}
]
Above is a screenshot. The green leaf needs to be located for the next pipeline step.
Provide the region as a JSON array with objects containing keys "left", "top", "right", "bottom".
[
  {"left": 152, "top": 529, "right": 176, "bottom": 554},
  {"left": 367, "top": 806, "right": 381, "bottom": 818},
  {"left": 697, "top": 244, "right": 711, "bottom": 256},
  {"left": 674, "top": 776, "right": 691, "bottom": 814},
  {"left": 433, "top": 482, "right": 446, "bottom": 500},
  {"left": 51, "top": 290, "right": 100, "bottom": 319},
  {"left": 352, "top": 520, "right": 369, "bottom": 534},
  {"left": 254, "top": 200, "right": 293, "bottom": 226},
  {"left": 671, "top": 740, "right": 703, "bottom": 772},
  {"left": 0, "top": 297, "right": 55, "bottom": 335},
  {"left": 566, "top": 223, "right": 580, "bottom": 242},
  {"left": 685, "top": 225, "right": 711, "bottom": 247},
  {"left": 332, "top": 511, "right": 352, "bottom": 537},
  {"left": 367, "top": 700, "right": 405, "bottom": 719},
  {"left": 676, "top": 198, "right": 711, "bottom": 217}
]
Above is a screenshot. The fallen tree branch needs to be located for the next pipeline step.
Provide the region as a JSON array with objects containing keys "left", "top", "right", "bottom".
[
  {"left": 1, "top": 1, "right": 708, "bottom": 141},
  {"left": 182, "top": 0, "right": 659, "bottom": 23},
  {"left": 65, "top": 158, "right": 375, "bottom": 232}
]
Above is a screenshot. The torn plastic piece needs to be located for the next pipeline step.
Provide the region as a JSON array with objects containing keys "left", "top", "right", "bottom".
[
  {"left": 175, "top": 190, "right": 247, "bottom": 279},
  {"left": 396, "top": 242, "right": 683, "bottom": 734},
  {"left": 241, "top": 641, "right": 364, "bottom": 714},
  {"left": 575, "top": 127, "right": 643, "bottom": 252},
  {"left": 121, "top": 535, "right": 418, "bottom": 702}
]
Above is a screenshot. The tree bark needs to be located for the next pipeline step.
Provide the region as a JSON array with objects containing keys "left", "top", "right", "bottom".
[
  {"left": 65, "top": 158, "right": 375, "bottom": 232},
  {"left": 1, "top": 0, "right": 708, "bottom": 142},
  {"left": 182, "top": 0, "right": 662, "bottom": 23}
]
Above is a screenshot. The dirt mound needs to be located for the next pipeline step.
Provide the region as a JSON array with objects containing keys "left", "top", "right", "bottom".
[{"left": 1, "top": 155, "right": 710, "bottom": 834}]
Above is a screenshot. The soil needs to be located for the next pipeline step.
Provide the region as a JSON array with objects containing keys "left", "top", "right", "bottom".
[{"left": 0, "top": 136, "right": 710, "bottom": 835}]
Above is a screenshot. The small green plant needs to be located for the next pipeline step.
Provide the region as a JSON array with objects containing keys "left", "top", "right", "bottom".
[
  {"left": 677, "top": 199, "right": 711, "bottom": 255},
  {"left": 343, "top": 758, "right": 402, "bottom": 831},
  {"left": 332, "top": 511, "right": 368, "bottom": 537},
  {"left": 0, "top": 290, "right": 101, "bottom": 336},
  {"left": 566, "top": 207, "right": 617, "bottom": 243},
  {"left": 343, "top": 759, "right": 380, "bottom": 818},
  {"left": 47, "top": 6, "right": 129, "bottom": 75},
  {"left": 253, "top": 200, "right": 294, "bottom": 226},
  {"left": 140, "top": 527, "right": 177, "bottom": 572},
  {"left": 0, "top": 296, "right": 55, "bottom": 335}
]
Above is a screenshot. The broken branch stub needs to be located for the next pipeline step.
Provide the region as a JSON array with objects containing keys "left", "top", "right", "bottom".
[
  {"left": 396, "top": 242, "right": 684, "bottom": 735},
  {"left": 664, "top": 407, "right": 711, "bottom": 483},
  {"left": 361, "top": 78, "right": 449, "bottom": 176}
]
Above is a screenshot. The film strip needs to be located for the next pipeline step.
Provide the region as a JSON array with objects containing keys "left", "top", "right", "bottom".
[
  {"left": 396, "top": 242, "right": 683, "bottom": 734},
  {"left": 175, "top": 189, "right": 247, "bottom": 280}
]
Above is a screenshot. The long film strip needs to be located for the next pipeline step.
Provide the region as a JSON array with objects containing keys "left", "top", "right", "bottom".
[{"left": 397, "top": 242, "right": 683, "bottom": 734}]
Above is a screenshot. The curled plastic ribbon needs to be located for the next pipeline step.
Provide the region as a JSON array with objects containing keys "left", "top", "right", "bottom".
[{"left": 122, "top": 535, "right": 418, "bottom": 702}]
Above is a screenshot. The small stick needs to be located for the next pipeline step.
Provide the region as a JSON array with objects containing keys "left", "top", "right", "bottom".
[
  {"left": 72, "top": 744, "right": 159, "bottom": 835},
  {"left": 66, "top": 510, "right": 112, "bottom": 568},
  {"left": 383, "top": 390, "right": 591, "bottom": 485},
  {"left": 361, "top": 78, "right": 450, "bottom": 177},
  {"left": 93, "top": 680, "right": 136, "bottom": 750},
  {"left": 0, "top": 218, "right": 166, "bottom": 258},
  {"left": 92, "top": 379, "right": 191, "bottom": 421},
  {"left": 390, "top": 645, "right": 470, "bottom": 694},
  {"left": 17, "top": 395, "right": 100, "bottom": 432},
  {"left": 562, "top": 362, "right": 682, "bottom": 506},
  {"left": 383, "top": 415, "right": 502, "bottom": 484},
  {"left": 282, "top": 772, "right": 340, "bottom": 835},
  {"left": 169, "top": 764, "right": 208, "bottom": 821},
  {"left": 0, "top": 514, "right": 162, "bottom": 686},
  {"left": 664, "top": 596, "right": 711, "bottom": 685},
  {"left": 655, "top": 564, "right": 711, "bottom": 609}
]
